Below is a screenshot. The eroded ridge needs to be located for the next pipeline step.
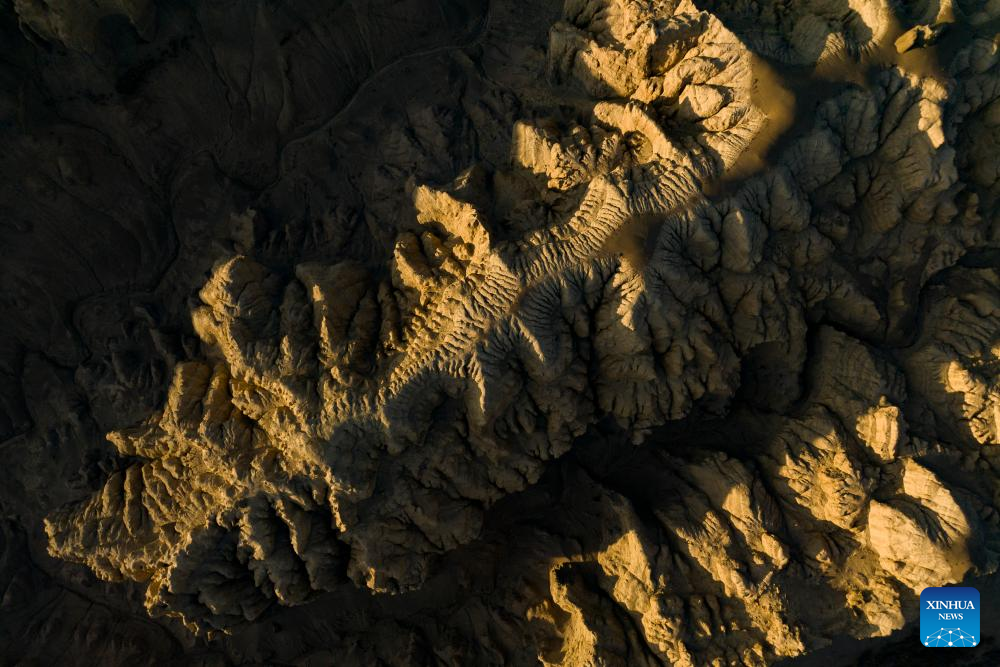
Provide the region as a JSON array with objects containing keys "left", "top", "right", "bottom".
[
  {"left": 45, "top": 0, "right": 767, "bottom": 630},
  {"left": 41, "top": 0, "right": 1000, "bottom": 664}
]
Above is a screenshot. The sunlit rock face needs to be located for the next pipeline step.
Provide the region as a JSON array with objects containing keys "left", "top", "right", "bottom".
[{"left": 2, "top": 0, "right": 1000, "bottom": 664}]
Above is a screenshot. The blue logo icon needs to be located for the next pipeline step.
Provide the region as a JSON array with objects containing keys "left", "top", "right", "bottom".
[{"left": 920, "top": 586, "right": 980, "bottom": 647}]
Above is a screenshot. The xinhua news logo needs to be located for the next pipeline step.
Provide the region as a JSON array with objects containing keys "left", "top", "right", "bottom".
[{"left": 920, "top": 586, "right": 980, "bottom": 648}]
